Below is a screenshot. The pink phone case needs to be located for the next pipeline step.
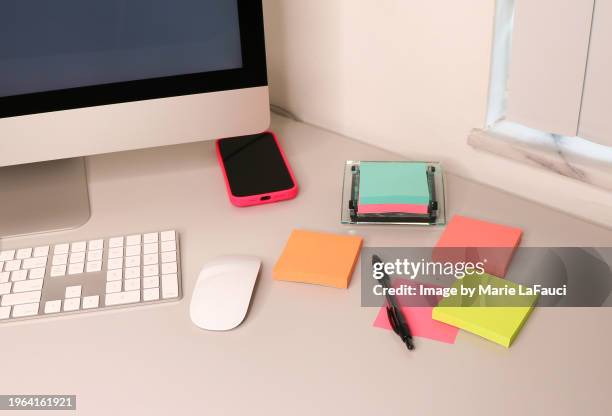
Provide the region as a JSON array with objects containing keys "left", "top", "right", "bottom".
[{"left": 216, "top": 131, "right": 299, "bottom": 207}]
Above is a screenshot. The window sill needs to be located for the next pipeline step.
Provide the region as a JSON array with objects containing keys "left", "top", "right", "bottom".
[{"left": 468, "top": 121, "right": 612, "bottom": 192}]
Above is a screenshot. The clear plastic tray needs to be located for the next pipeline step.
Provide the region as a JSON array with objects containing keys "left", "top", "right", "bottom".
[{"left": 341, "top": 160, "right": 446, "bottom": 226}]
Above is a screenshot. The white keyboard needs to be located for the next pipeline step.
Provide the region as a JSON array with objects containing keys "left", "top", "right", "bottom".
[{"left": 0, "top": 230, "right": 182, "bottom": 323}]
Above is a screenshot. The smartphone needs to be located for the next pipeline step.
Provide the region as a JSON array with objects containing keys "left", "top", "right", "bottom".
[{"left": 216, "top": 131, "right": 299, "bottom": 207}]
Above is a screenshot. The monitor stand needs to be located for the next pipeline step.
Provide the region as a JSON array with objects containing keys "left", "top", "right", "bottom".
[{"left": 0, "top": 158, "right": 91, "bottom": 238}]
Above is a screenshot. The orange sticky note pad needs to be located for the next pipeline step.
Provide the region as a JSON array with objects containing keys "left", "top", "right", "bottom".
[
  {"left": 273, "top": 230, "right": 363, "bottom": 288},
  {"left": 433, "top": 215, "right": 523, "bottom": 278}
]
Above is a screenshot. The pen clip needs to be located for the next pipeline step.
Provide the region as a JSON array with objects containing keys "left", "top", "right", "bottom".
[{"left": 386, "top": 306, "right": 401, "bottom": 336}]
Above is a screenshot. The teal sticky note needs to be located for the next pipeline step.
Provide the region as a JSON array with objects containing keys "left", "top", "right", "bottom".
[{"left": 358, "top": 162, "right": 430, "bottom": 205}]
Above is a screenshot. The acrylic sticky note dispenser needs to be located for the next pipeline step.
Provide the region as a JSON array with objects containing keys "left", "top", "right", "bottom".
[{"left": 341, "top": 161, "right": 446, "bottom": 225}]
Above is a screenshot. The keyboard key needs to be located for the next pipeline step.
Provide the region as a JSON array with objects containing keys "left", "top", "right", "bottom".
[
  {"left": 106, "top": 281, "right": 122, "bottom": 294},
  {"left": 161, "top": 251, "right": 176, "bottom": 263},
  {"left": 13, "top": 279, "right": 43, "bottom": 293},
  {"left": 87, "top": 250, "right": 103, "bottom": 261},
  {"left": 16, "top": 248, "right": 32, "bottom": 259},
  {"left": 143, "top": 254, "right": 158, "bottom": 265},
  {"left": 65, "top": 285, "right": 82, "bottom": 298},
  {"left": 108, "top": 247, "right": 123, "bottom": 259},
  {"left": 143, "top": 265, "right": 159, "bottom": 277},
  {"left": 50, "top": 264, "right": 67, "bottom": 277},
  {"left": 126, "top": 235, "right": 141, "bottom": 246},
  {"left": 124, "top": 278, "right": 140, "bottom": 291},
  {"left": 63, "top": 298, "right": 80, "bottom": 312},
  {"left": 33, "top": 246, "right": 50, "bottom": 257},
  {"left": 4, "top": 259, "right": 21, "bottom": 272},
  {"left": 161, "top": 262, "right": 178, "bottom": 275},
  {"left": 109, "top": 237, "right": 124, "bottom": 248},
  {"left": 12, "top": 303, "right": 39, "bottom": 318},
  {"left": 82, "top": 295, "right": 100, "bottom": 309},
  {"left": 125, "top": 245, "right": 141, "bottom": 257},
  {"left": 143, "top": 232, "right": 158, "bottom": 243},
  {"left": 10, "top": 270, "right": 28, "bottom": 282},
  {"left": 161, "top": 274, "right": 179, "bottom": 299},
  {"left": 28, "top": 268, "right": 45, "bottom": 280},
  {"left": 52, "top": 254, "right": 68, "bottom": 266},
  {"left": 0, "top": 261, "right": 3, "bottom": 272},
  {"left": 124, "top": 267, "right": 140, "bottom": 279},
  {"left": 0, "top": 250, "right": 15, "bottom": 261},
  {"left": 68, "top": 263, "right": 84, "bottom": 275},
  {"left": 69, "top": 252, "right": 86, "bottom": 264},
  {"left": 22, "top": 256, "right": 47, "bottom": 269},
  {"left": 0, "top": 306, "right": 10, "bottom": 319},
  {"left": 161, "top": 241, "right": 176, "bottom": 252},
  {"left": 71, "top": 241, "right": 87, "bottom": 253},
  {"left": 44, "top": 300, "right": 62, "bottom": 314},
  {"left": 161, "top": 230, "right": 175, "bottom": 242},
  {"left": 125, "top": 256, "right": 140, "bottom": 268},
  {"left": 105, "top": 290, "right": 140, "bottom": 306},
  {"left": 0, "top": 282, "right": 11, "bottom": 295},
  {"left": 88, "top": 239, "right": 104, "bottom": 251},
  {"left": 143, "top": 275, "right": 159, "bottom": 289},
  {"left": 0, "top": 272, "right": 10, "bottom": 283},
  {"left": 107, "top": 258, "right": 123, "bottom": 270},
  {"left": 106, "top": 270, "right": 122, "bottom": 281},
  {"left": 143, "top": 243, "right": 158, "bottom": 254},
  {"left": 1, "top": 291, "right": 42, "bottom": 307},
  {"left": 143, "top": 288, "right": 160, "bottom": 301},
  {"left": 54, "top": 244, "right": 69, "bottom": 255},
  {"left": 86, "top": 261, "right": 102, "bottom": 273}
]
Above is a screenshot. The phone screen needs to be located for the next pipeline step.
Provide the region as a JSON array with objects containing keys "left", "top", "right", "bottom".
[{"left": 218, "top": 132, "right": 295, "bottom": 197}]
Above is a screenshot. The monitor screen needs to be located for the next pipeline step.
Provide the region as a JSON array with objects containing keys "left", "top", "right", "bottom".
[{"left": 0, "top": 0, "right": 243, "bottom": 98}]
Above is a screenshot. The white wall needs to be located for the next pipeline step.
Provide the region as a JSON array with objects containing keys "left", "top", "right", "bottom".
[{"left": 263, "top": 0, "right": 612, "bottom": 228}]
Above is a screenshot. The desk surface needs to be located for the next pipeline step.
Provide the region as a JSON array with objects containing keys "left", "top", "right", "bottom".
[{"left": 2, "top": 114, "right": 612, "bottom": 416}]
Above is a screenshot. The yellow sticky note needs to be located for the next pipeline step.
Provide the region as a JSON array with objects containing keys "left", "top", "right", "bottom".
[
  {"left": 432, "top": 273, "right": 538, "bottom": 348},
  {"left": 273, "top": 230, "right": 363, "bottom": 289}
]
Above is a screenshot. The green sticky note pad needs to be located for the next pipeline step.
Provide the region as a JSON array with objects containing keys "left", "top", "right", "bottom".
[
  {"left": 432, "top": 273, "right": 538, "bottom": 348},
  {"left": 358, "top": 162, "right": 430, "bottom": 205}
]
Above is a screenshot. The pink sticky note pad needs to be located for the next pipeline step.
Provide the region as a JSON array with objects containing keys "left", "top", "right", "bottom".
[
  {"left": 358, "top": 203, "right": 429, "bottom": 215},
  {"left": 372, "top": 281, "right": 459, "bottom": 344},
  {"left": 373, "top": 306, "right": 459, "bottom": 344},
  {"left": 433, "top": 215, "right": 523, "bottom": 278}
]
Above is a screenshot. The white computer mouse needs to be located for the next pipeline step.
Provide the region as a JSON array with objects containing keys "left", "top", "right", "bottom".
[{"left": 190, "top": 255, "right": 261, "bottom": 331}]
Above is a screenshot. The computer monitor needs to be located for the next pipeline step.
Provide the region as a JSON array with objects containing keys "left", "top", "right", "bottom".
[{"left": 0, "top": 0, "right": 269, "bottom": 237}]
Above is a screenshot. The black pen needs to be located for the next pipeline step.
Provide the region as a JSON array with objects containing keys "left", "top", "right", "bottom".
[{"left": 372, "top": 255, "right": 415, "bottom": 351}]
